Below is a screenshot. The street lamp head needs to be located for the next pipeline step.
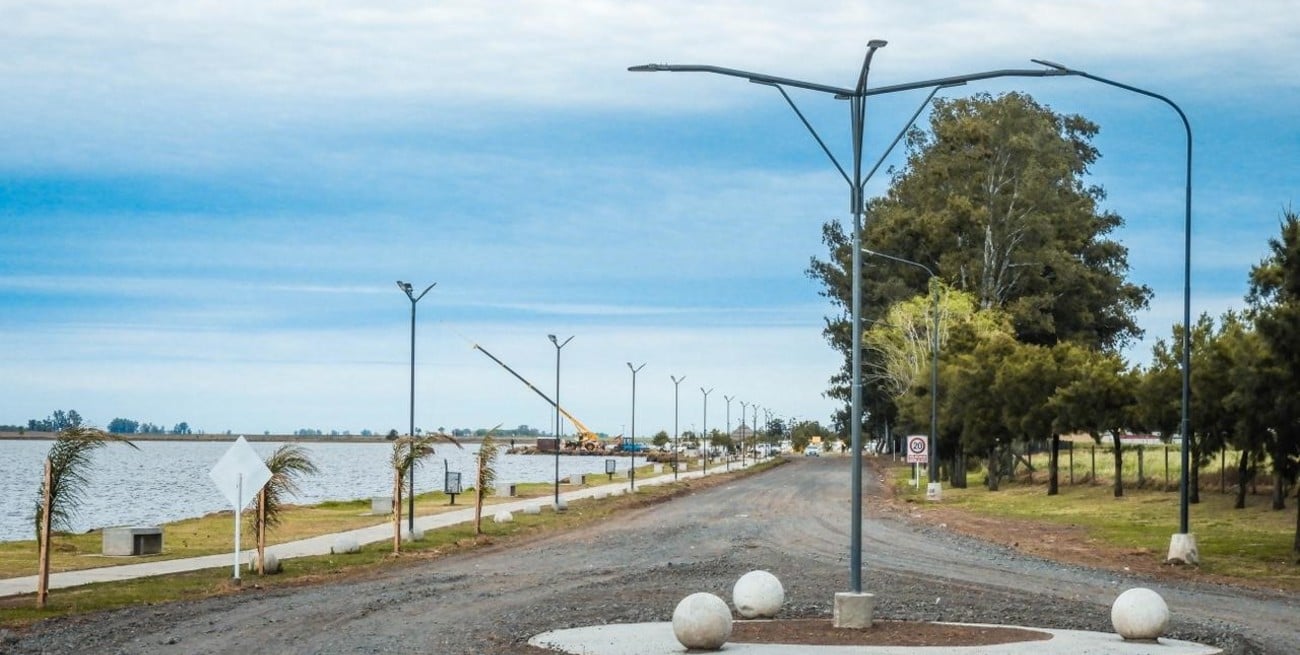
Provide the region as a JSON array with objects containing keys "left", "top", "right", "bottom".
[
  {"left": 396, "top": 280, "right": 413, "bottom": 297},
  {"left": 1031, "top": 58, "right": 1071, "bottom": 73},
  {"left": 867, "top": 39, "right": 888, "bottom": 49},
  {"left": 548, "top": 334, "right": 558, "bottom": 345},
  {"left": 628, "top": 64, "right": 663, "bottom": 72}
]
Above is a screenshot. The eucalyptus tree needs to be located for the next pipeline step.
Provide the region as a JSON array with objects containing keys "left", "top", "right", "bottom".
[
  {"left": 809, "top": 91, "right": 1149, "bottom": 433},
  {"left": 1137, "top": 317, "right": 1217, "bottom": 503},
  {"left": 1219, "top": 312, "right": 1276, "bottom": 509}
]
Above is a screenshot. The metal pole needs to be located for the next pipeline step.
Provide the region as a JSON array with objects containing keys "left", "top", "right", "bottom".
[
  {"left": 628, "top": 362, "right": 645, "bottom": 490},
  {"left": 549, "top": 334, "right": 573, "bottom": 506},
  {"left": 397, "top": 280, "right": 435, "bottom": 532},
  {"left": 1031, "top": 60, "right": 1194, "bottom": 538},
  {"left": 860, "top": 248, "right": 939, "bottom": 485},
  {"left": 743, "top": 400, "right": 754, "bottom": 465},
  {"left": 701, "top": 387, "right": 713, "bottom": 472},
  {"left": 723, "top": 395, "right": 734, "bottom": 470},
  {"left": 671, "top": 375, "right": 685, "bottom": 481}
]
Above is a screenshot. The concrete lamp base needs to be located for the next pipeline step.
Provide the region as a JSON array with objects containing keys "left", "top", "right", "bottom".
[
  {"left": 1166, "top": 533, "right": 1199, "bottom": 565},
  {"left": 832, "top": 592, "right": 875, "bottom": 629}
]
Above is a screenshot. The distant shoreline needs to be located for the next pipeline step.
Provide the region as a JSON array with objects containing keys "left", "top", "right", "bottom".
[{"left": 0, "top": 431, "right": 492, "bottom": 444}]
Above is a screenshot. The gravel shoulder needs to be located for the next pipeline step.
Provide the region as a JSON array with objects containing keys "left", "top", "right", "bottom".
[{"left": 2, "top": 456, "right": 1295, "bottom": 655}]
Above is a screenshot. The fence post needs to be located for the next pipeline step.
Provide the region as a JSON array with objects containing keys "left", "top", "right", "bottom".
[
  {"left": 1137, "top": 445, "right": 1145, "bottom": 487},
  {"left": 1090, "top": 446, "right": 1096, "bottom": 485}
]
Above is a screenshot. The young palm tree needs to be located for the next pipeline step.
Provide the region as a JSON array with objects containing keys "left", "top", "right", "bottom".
[
  {"left": 34, "top": 426, "right": 137, "bottom": 608},
  {"left": 390, "top": 432, "right": 460, "bottom": 553},
  {"left": 473, "top": 428, "right": 501, "bottom": 535},
  {"left": 252, "top": 444, "right": 318, "bottom": 574}
]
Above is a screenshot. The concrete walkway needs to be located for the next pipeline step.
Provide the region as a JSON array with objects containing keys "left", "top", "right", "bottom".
[{"left": 0, "top": 459, "right": 753, "bottom": 598}]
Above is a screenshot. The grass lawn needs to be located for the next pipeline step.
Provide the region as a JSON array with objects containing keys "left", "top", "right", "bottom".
[
  {"left": 892, "top": 458, "right": 1300, "bottom": 590},
  {"left": 0, "top": 458, "right": 770, "bottom": 624}
]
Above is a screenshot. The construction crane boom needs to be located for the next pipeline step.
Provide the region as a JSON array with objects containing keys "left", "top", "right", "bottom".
[{"left": 472, "top": 343, "right": 600, "bottom": 441}]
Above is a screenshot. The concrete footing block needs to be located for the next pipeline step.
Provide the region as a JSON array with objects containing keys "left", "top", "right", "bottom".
[
  {"left": 1166, "top": 533, "right": 1199, "bottom": 565},
  {"left": 832, "top": 592, "right": 874, "bottom": 629}
]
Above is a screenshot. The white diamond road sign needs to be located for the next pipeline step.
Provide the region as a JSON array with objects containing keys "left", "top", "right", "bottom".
[{"left": 209, "top": 436, "right": 273, "bottom": 509}]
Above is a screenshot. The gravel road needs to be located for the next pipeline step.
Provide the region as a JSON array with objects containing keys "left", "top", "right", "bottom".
[{"left": 3, "top": 457, "right": 1295, "bottom": 654}]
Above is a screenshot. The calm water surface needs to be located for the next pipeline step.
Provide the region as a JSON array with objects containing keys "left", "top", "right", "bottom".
[{"left": 0, "top": 439, "right": 620, "bottom": 543}]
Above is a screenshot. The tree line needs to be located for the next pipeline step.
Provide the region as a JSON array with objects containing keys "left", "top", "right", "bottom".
[{"left": 808, "top": 91, "right": 1300, "bottom": 554}]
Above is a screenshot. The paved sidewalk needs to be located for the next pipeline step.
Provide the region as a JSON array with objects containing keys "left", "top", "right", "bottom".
[{"left": 0, "top": 459, "right": 753, "bottom": 598}]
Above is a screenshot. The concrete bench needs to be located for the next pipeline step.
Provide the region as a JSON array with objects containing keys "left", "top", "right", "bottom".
[
  {"left": 496, "top": 483, "right": 518, "bottom": 497},
  {"left": 103, "top": 526, "right": 163, "bottom": 556},
  {"left": 567, "top": 474, "right": 587, "bottom": 485}
]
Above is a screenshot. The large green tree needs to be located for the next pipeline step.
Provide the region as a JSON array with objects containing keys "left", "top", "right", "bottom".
[
  {"left": 810, "top": 92, "right": 1150, "bottom": 427},
  {"left": 1247, "top": 208, "right": 1300, "bottom": 551}
]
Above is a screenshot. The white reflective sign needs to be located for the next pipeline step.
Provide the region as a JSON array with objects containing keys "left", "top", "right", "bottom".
[{"left": 209, "top": 436, "right": 273, "bottom": 509}]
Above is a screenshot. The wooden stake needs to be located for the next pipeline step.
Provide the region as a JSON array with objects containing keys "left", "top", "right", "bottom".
[
  {"left": 392, "top": 469, "right": 402, "bottom": 554},
  {"left": 256, "top": 489, "right": 267, "bottom": 575}
]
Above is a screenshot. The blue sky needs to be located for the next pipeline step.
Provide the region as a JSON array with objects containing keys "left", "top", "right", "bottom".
[{"left": 2, "top": 1, "right": 1297, "bottom": 437}]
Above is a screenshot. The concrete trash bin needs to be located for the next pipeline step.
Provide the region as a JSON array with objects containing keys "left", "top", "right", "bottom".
[{"left": 103, "top": 526, "right": 163, "bottom": 556}]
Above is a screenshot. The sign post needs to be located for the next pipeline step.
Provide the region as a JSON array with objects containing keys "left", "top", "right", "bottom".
[
  {"left": 905, "top": 435, "right": 928, "bottom": 490},
  {"left": 208, "top": 436, "right": 273, "bottom": 582}
]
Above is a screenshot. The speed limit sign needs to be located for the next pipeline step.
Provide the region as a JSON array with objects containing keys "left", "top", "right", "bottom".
[{"left": 905, "top": 435, "right": 928, "bottom": 464}]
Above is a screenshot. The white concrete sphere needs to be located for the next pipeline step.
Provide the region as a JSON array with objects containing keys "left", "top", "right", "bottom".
[
  {"left": 523, "top": 504, "right": 542, "bottom": 515},
  {"left": 672, "top": 592, "right": 732, "bottom": 650},
  {"left": 732, "top": 570, "right": 785, "bottom": 618},
  {"left": 553, "top": 497, "right": 568, "bottom": 512},
  {"left": 331, "top": 535, "right": 360, "bottom": 554},
  {"left": 1111, "top": 587, "right": 1170, "bottom": 640},
  {"left": 493, "top": 510, "right": 514, "bottom": 524},
  {"left": 401, "top": 527, "right": 424, "bottom": 542}
]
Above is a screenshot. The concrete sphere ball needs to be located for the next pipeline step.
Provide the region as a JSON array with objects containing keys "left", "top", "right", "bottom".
[
  {"left": 672, "top": 592, "right": 732, "bottom": 650},
  {"left": 401, "top": 527, "right": 424, "bottom": 542},
  {"left": 733, "top": 570, "right": 785, "bottom": 618},
  {"left": 247, "top": 551, "right": 281, "bottom": 574},
  {"left": 493, "top": 510, "right": 514, "bottom": 524},
  {"left": 523, "top": 504, "right": 542, "bottom": 515},
  {"left": 1111, "top": 588, "right": 1170, "bottom": 640},
  {"left": 331, "top": 535, "right": 361, "bottom": 554}
]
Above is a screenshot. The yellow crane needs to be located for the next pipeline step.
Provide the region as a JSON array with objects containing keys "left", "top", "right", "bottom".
[{"left": 472, "top": 343, "right": 605, "bottom": 451}]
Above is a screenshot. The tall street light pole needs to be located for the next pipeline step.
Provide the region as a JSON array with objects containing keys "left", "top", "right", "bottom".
[
  {"left": 670, "top": 375, "right": 685, "bottom": 481},
  {"left": 628, "top": 362, "right": 646, "bottom": 490},
  {"left": 752, "top": 405, "right": 760, "bottom": 463},
  {"left": 632, "top": 47, "right": 1069, "bottom": 605},
  {"left": 723, "top": 395, "right": 734, "bottom": 471},
  {"left": 549, "top": 334, "right": 574, "bottom": 507},
  {"left": 701, "top": 387, "right": 713, "bottom": 473},
  {"left": 1032, "top": 59, "right": 1196, "bottom": 563},
  {"left": 863, "top": 248, "right": 940, "bottom": 496},
  {"left": 743, "top": 400, "right": 754, "bottom": 465},
  {"left": 396, "top": 280, "right": 435, "bottom": 532}
]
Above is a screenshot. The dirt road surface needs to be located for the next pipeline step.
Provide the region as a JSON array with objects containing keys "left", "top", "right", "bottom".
[{"left": 3, "top": 457, "right": 1295, "bottom": 654}]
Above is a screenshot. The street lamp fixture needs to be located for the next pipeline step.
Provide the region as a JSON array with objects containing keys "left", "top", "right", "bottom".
[
  {"left": 396, "top": 280, "right": 435, "bottom": 532},
  {"left": 627, "top": 362, "right": 646, "bottom": 490},
  {"left": 1031, "top": 58, "right": 1196, "bottom": 563},
  {"left": 549, "top": 334, "right": 574, "bottom": 508},
  {"left": 862, "top": 248, "right": 941, "bottom": 496},
  {"left": 670, "top": 375, "right": 686, "bottom": 481},
  {"left": 632, "top": 45, "right": 1070, "bottom": 604}
]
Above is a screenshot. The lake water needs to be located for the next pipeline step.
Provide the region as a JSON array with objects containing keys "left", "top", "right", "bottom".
[{"left": 0, "top": 439, "right": 621, "bottom": 543}]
